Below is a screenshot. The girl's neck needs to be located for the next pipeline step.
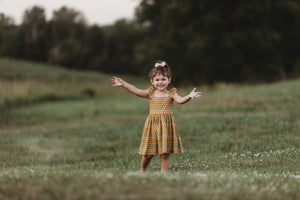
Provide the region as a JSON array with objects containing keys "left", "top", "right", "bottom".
[{"left": 154, "top": 89, "right": 169, "bottom": 97}]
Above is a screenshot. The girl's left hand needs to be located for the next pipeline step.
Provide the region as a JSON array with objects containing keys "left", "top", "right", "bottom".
[{"left": 189, "top": 88, "right": 202, "bottom": 99}]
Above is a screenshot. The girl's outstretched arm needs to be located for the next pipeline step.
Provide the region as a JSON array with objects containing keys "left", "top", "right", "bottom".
[
  {"left": 111, "top": 76, "right": 149, "bottom": 98},
  {"left": 172, "top": 88, "right": 201, "bottom": 104}
]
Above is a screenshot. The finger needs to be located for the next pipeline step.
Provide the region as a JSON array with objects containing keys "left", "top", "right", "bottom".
[
  {"left": 111, "top": 78, "right": 119, "bottom": 83},
  {"left": 112, "top": 77, "right": 119, "bottom": 82},
  {"left": 192, "top": 88, "right": 196, "bottom": 92}
]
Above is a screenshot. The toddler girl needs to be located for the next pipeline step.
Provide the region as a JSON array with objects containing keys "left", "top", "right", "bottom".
[{"left": 111, "top": 61, "right": 201, "bottom": 172}]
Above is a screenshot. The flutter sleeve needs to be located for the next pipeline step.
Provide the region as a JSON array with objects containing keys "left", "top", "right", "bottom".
[
  {"left": 170, "top": 87, "right": 177, "bottom": 97},
  {"left": 148, "top": 86, "right": 154, "bottom": 98}
]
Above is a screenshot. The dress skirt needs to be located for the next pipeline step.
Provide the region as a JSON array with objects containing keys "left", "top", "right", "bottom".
[{"left": 139, "top": 113, "right": 183, "bottom": 155}]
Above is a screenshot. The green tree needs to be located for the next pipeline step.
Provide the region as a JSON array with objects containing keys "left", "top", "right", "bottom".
[
  {"left": 48, "top": 7, "right": 88, "bottom": 68},
  {"left": 83, "top": 25, "right": 105, "bottom": 70},
  {"left": 135, "top": 0, "right": 300, "bottom": 84},
  {"left": 101, "top": 19, "right": 144, "bottom": 74},
  {"left": 0, "top": 13, "right": 23, "bottom": 58},
  {"left": 21, "top": 6, "right": 49, "bottom": 61},
  {"left": 50, "top": 6, "right": 86, "bottom": 42}
]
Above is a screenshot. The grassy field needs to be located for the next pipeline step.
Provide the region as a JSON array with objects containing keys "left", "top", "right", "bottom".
[{"left": 0, "top": 58, "right": 299, "bottom": 200}]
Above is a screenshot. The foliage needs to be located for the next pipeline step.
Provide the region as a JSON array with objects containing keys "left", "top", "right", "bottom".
[
  {"left": 0, "top": 1, "right": 300, "bottom": 84},
  {"left": 135, "top": 0, "right": 300, "bottom": 83}
]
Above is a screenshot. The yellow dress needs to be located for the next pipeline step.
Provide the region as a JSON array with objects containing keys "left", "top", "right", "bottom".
[{"left": 139, "top": 86, "right": 184, "bottom": 155}]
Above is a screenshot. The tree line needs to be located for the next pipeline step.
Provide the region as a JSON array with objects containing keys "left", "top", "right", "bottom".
[{"left": 1, "top": 0, "right": 300, "bottom": 84}]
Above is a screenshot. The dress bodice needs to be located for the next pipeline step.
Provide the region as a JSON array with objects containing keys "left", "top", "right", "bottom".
[{"left": 148, "top": 86, "right": 177, "bottom": 115}]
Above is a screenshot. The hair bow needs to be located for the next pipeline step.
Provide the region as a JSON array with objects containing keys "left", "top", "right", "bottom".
[{"left": 155, "top": 61, "right": 166, "bottom": 68}]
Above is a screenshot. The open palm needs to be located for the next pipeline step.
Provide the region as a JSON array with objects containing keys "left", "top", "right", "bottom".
[
  {"left": 111, "top": 76, "right": 123, "bottom": 86},
  {"left": 189, "top": 88, "right": 202, "bottom": 99}
]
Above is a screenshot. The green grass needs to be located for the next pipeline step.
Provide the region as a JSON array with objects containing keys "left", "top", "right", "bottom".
[{"left": 0, "top": 58, "right": 299, "bottom": 200}]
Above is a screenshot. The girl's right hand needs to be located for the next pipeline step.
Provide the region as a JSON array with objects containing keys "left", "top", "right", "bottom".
[{"left": 111, "top": 76, "right": 124, "bottom": 86}]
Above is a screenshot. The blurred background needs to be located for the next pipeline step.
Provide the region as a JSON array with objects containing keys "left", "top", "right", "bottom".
[
  {"left": 1, "top": 1, "right": 300, "bottom": 199},
  {"left": 1, "top": 0, "right": 299, "bottom": 84}
]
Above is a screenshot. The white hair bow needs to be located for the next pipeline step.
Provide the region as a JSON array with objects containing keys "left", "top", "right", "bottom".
[{"left": 155, "top": 61, "right": 166, "bottom": 68}]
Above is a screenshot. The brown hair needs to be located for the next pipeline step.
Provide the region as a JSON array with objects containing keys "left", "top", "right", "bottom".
[{"left": 149, "top": 61, "right": 172, "bottom": 80}]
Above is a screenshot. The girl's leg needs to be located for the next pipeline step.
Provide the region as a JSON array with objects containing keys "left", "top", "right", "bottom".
[
  {"left": 139, "top": 155, "right": 154, "bottom": 172},
  {"left": 160, "top": 154, "right": 170, "bottom": 172}
]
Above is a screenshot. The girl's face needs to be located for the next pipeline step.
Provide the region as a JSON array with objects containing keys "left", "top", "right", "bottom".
[{"left": 151, "top": 73, "right": 171, "bottom": 91}]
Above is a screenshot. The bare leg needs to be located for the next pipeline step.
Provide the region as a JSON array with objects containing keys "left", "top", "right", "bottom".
[
  {"left": 160, "top": 154, "right": 170, "bottom": 172},
  {"left": 139, "top": 155, "right": 154, "bottom": 172}
]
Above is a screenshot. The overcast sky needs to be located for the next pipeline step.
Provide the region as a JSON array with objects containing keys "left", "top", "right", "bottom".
[{"left": 0, "top": 0, "right": 140, "bottom": 25}]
